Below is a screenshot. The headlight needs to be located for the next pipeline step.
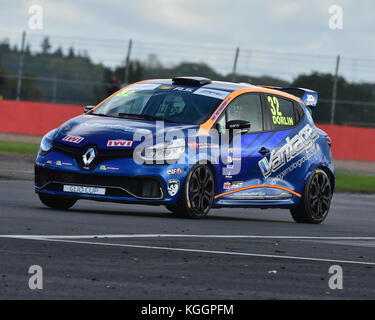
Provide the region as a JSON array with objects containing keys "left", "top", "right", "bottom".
[
  {"left": 40, "top": 129, "right": 57, "bottom": 153},
  {"left": 139, "top": 138, "right": 185, "bottom": 163}
]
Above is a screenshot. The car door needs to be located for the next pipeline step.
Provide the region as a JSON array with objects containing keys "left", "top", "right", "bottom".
[
  {"left": 257, "top": 93, "right": 304, "bottom": 200},
  {"left": 214, "top": 93, "right": 270, "bottom": 200}
]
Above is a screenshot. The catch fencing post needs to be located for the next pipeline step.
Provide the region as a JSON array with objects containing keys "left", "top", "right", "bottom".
[
  {"left": 330, "top": 54, "right": 340, "bottom": 124},
  {"left": 124, "top": 39, "right": 133, "bottom": 85},
  {"left": 232, "top": 47, "right": 239, "bottom": 82},
  {"left": 16, "top": 31, "right": 26, "bottom": 101},
  {"left": 52, "top": 78, "right": 57, "bottom": 103}
]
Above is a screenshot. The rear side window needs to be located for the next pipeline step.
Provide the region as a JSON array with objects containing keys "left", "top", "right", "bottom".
[{"left": 265, "top": 95, "right": 296, "bottom": 130}]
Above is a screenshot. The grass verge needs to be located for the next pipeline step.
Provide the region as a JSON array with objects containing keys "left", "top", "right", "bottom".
[
  {"left": 0, "top": 140, "right": 39, "bottom": 155},
  {"left": 335, "top": 172, "right": 375, "bottom": 194}
]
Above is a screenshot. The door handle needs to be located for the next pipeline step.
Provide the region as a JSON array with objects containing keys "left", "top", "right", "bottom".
[{"left": 259, "top": 147, "right": 270, "bottom": 156}]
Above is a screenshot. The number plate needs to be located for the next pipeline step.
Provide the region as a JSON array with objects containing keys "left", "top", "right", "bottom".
[{"left": 63, "top": 185, "right": 106, "bottom": 195}]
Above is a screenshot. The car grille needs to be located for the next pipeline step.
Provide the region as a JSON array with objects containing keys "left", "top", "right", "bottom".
[
  {"left": 52, "top": 141, "right": 134, "bottom": 170},
  {"left": 35, "top": 165, "right": 164, "bottom": 199}
]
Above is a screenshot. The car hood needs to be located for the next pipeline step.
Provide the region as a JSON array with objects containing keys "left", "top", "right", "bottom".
[{"left": 54, "top": 114, "right": 199, "bottom": 149}]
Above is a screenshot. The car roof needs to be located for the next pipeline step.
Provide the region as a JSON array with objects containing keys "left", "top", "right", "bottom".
[
  {"left": 145, "top": 78, "right": 253, "bottom": 92},
  {"left": 143, "top": 78, "right": 303, "bottom": 104}
]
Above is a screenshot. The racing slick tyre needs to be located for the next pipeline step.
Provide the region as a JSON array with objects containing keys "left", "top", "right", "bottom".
[
  {"left": 172, "top": 163, "right": 215, "bottom": 219},
  {"left": 290, "top": 168, "right": 333, "bottom": 224},
  {"left": 38, "top": 193, "right": 77, "bottom": 210}
]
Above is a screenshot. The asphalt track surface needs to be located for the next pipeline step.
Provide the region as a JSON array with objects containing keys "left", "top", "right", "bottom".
[{"left": 0, "top": 179, "right": 374, "bottom": 300}]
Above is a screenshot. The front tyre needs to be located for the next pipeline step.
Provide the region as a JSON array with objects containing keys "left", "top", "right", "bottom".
[
  {"left": 173, "top": 164, "right": 215, "bottom": 219},
  {"left": 290, "top": 168, "right": 333, "bottom": 224},
  {"left": 38, "top": 193, "right": 77, "bottom": 210}
]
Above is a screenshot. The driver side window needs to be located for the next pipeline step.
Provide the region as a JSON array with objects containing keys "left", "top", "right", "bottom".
[{"left": 225, "top": 94, "right": 263, "bottom": 133}]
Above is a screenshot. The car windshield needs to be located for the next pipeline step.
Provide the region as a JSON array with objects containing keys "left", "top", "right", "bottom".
[{"left": 91, "top": 84, "right": 225, "bottom": 125}]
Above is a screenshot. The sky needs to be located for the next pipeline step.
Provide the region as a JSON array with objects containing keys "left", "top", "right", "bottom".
[{"left": 0, "top": 0, "right": 374, "bottom": 82}]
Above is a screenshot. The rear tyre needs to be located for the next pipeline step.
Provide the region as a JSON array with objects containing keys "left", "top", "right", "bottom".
[
  {"left": 290, "top": 168, "right": 332, "bottom": 224},
  {"left": 173, "top": 164, "right": 215, "bottom": 219},
  {"left": 38, "top": 193, "right": 77, "bottom": 210}
]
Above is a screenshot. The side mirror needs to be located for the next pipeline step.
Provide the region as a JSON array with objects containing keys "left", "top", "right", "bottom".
[
  {"left": 84, "top": 105, "right": 95, "bottom": 113},
  {"left": 226, "top": 120, "right": 251, "bottom": 134}
]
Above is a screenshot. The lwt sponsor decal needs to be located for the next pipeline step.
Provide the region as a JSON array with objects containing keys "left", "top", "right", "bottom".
[
  {"left": 62, "top": 135, "right": 84, "bottom": 144},
  {"left": 107, "top": 140, "right": 133, "bottom": 147}
]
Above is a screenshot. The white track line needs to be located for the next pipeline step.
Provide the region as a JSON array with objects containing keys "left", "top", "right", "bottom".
[
  {"left": 1, "top": 234, "right": 375, "bottom": 240},
  {"left": 11, "top": 236, "right": 375, "bottom": 266}
]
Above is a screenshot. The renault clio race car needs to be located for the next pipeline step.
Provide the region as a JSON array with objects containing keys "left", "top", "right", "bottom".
[{"left": 35, "top": 77, "right": 334, "bottom": 223}]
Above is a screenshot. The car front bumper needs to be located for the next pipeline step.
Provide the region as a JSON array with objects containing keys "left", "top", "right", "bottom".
[{"left": 35, "top": 151, "right": 189, "bottom": 205}]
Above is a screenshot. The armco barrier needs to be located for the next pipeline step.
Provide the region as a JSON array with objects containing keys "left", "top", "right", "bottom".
[
  {"left": 317, "top": 124, "right": 375, "bottom": 162},
  {"left": 0, "top": 100, "right": 82, "bottom": 136},
  {"left": 0, "top": 100, "right": 374, "bottom": 162}
]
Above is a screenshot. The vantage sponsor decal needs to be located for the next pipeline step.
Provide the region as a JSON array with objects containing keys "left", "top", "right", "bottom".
[
  {"left": 62, "top": 135, "right": 84, "bottom": 144},
  {"left": 271, "top": 144, "right": 320, "bottom": 185},
  {"left": 258, "top": 124, "right": 319, "bottom": 178},
  {"left": 107, "top": 140, "right": 133, "bottom": 147}
]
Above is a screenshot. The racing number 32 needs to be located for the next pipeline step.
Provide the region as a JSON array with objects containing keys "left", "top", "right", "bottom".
[{"left": 267, "top": 96, "right": 294, "bottom": 126}]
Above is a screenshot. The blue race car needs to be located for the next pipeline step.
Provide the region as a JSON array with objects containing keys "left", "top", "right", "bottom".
[{"left": 35, "top": 77, "right": 334, "bottom": 223}]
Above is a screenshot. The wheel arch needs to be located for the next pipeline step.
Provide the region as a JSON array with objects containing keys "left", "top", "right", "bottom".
[{"left": 318, "top": 165, "right": 335, "bottom": 192}]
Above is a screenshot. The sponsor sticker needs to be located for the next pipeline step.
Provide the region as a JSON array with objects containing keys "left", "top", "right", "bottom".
[
  {"left": 223, "top": 182, "right": 231, "bottom": 189},
  {"left": 187, "top": 142, "right": 218, "bottom": 149},
  {"left": 231, "top": 181, "right": 243, "bottom": 188},
  {"left": 55, "top": 160, "right": 72, "bottom": 166},
  {"left": 227, "top": 191, "right": 266, "bottom": 199},
  {"left": 210, "top": 98, "right": 230, "bottom": 121},
  {"left": 62, "top": 135, "right": 84, "bottom": 144},
  {"left": 99, "top": 165, "right": 119, "bottom": 171},
  {"left": 129, "top": 83, "right": 160, "bottom": 91},
  {"left": 223, "top": 181, "right": 243, "bottom": 189},
  {"left": 158, "top": 85, "right": 173, "bottom": 90},
  {"left": 166, "top": 168, "right": 182, "bottom": 175},
  {"left": 258, "top": 124, "right": 318, "bottom": 178},
  {"left": 187, "top": 142, "right": 199, "bottom": 149},
  {"left": 193, "top": 88, "right": 229, "bottom": 100},
  {"left": 63, "top": 185, "right": 106, "bottom": 195},
  {"left": 173, "top": 87, "right": 195, "bottom": 92},
  {"left": 167, "top": 179, "right": 180, "bottom": 196},
  {"left": 116, "top": 90, "right": 136, "bottom": 97},
  {"left": 107, "top": 140, "right": 133, "bottom": 147}
]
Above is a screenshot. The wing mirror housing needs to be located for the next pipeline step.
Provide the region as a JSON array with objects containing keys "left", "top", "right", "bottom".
[{"left": 226, "top": 120, "right": 251, "bottom": 134}]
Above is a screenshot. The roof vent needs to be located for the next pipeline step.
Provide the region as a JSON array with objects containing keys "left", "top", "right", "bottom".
[{"left": 172, "top": 76, "right": 211, "bottom": 86}]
